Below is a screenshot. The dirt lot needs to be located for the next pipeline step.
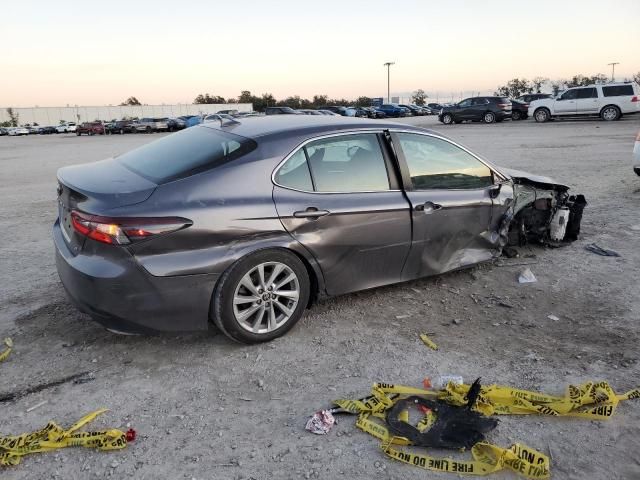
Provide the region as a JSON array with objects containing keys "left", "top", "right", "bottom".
[{"left": 1, "top": 116, "right": 639, "bottom": 479}]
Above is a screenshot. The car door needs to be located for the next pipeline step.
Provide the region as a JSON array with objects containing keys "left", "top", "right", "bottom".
[
  {"left": 389, "top": 132, "right": 501, "bottom": 280},
  {"left": 455, "top": 98, "right": 474, "bottom": 120},
  {"left": 470, "top": 97, "right": 490, "bottom": 120},
  {"left": 272, "top": 132, "right": 412, "bottom": 296},
  {"left": 553, "top": 89, "right": 578, "bottom": 114},
  {"left": 575, "top": 87, "right": 599, "bottom": 114}
]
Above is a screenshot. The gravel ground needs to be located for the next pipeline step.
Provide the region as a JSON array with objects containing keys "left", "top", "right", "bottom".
[{"left": 1, "top": 116, "right": 639, "bottom": 480}]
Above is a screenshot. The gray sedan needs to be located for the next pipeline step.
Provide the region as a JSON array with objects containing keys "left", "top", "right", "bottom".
[{"left": 54, "top": 116, "right": 585, "bottom": 343}]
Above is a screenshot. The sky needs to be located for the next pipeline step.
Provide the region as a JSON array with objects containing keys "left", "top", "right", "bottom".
[{"left": 1, "top": 0, "right": 639, "bottom": 107}]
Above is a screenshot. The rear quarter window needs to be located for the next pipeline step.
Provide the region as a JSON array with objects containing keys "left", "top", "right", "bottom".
[
  {"left": 602, "top": 85, "right": 634, "bottom": 97},
  {"left": 117, "top": 126, "right": 257, "bottom": 184}
]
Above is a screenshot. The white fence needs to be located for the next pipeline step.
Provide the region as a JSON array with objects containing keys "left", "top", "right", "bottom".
[{"left": 0, "top": 103, "right": 253, "bottom": 126}]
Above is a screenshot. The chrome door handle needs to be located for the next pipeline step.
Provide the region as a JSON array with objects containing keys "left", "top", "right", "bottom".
[{"left": 293, "top": 208, "right": 330, "bottom": 219}]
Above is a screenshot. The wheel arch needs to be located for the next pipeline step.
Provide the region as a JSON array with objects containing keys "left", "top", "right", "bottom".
[{"left": 600, "top": 104, "right": 621, "bottom": 117}]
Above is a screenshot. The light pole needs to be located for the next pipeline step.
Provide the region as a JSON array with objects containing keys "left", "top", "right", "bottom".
[
  {"left": 383, "top": 62, "right": 395, "bottom": 103},
  {"left": 607, "top": 62, "right": 619, "bottom": 82}
]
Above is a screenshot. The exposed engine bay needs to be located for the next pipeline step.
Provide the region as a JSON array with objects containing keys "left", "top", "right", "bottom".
[{"left": 498, "top": 168, "right": 587, "bottom": 248}]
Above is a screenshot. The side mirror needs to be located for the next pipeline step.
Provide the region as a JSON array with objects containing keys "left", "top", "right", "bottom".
[{"left": 488, "top": 183, "right": 502, "bottom": 199}]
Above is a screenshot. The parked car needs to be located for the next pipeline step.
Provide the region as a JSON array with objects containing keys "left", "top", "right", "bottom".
[
  {"left": 399, "top": 104, "right": 424, "bottom": 116},
  {"left": 167, "top": 118, "right": 186, "bottom": 131},
  {"left": 350, "top": 107, "right": 369, "bottom": 118},
  {"left": 56, "top": 123, "right": 77, "bottom": 133},
  {"left": 318, "top": 106, "right": 351, "bottom": 116},
  {"left": 178, "top": 115, "right": 202, "bottom": 128},
  {"left": 516, "top": 93, "right": 552, "bottom": 104},
  {"left": 297, "top": 109, "right": 324, "bottom": 115},
  {"left": 530, "top": 82, "right": 640, "bottom": 122},
  {"left": 106, "top": 120, "right": 135, "bottom": 135},
  {"left": 633, "top": 129, "right": 640, "bottom": 176},
  {"left": 265, "top": 107, "right": 301, "bottom": 115},
  {"left": 316, "top": 109, "right": 339, "bottom": 116},
  {"left": 217, "top": 109, "right": 239, "bottom": 115},
  {"left": 26, "top": 126, "right": 39, "bottom": 134},
  {"left": 360, "top": 106, "right": 385, "bottom": 119},
  {"left": 427, "top": 103, "right": 444, "bottom": 113},
  {"left": 134, "top": 118, "right": 169, "bottom": 133},
  {"left": 377, "top": 104, "right": 406, "bottom": 117},
  {"left": 53, "top": 116, "right": 585, "bottom": 343},
  {"left": 77, "top": 122, "right": 106, "bottom": 136},
  {"left": 438, "top": 97, "right": 512, "bottom": 124},
  {"left": 8, "top": 127, "right": 29, "bottom": 136},
  {"left": 38, "top": 126, "right": 58, "bottom": 134},
  {"left": 510, "top": 100, "right": 529, "bottom": 120},
  {"left": 0, "top": 128, "right": 8, "bottom": 136}
]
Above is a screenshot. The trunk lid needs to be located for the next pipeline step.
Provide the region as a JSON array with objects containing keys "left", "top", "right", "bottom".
[{"left": 56, "top": 158, "right": 157, "bottom": 251}]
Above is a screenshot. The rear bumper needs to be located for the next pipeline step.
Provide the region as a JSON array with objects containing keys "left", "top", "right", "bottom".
[{"left": 54, "top": 220, "right": 217, "bottom": 333}]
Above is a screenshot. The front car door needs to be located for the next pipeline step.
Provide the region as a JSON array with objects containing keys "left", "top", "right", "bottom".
[
  {"left": 272, "top": 132, "right": 412, "bottom": 296},
  {"left": 553, "top": 89, "right": 578, "bottom": 114},
  {"left": 389, "top": 131, "right": 505, "bottom": 279},
  {"left": 574, "top": 87, "right": 600, "bottom": 114},
  {"left": 455, "top": 98, "right": 474, "bottom": 120}
]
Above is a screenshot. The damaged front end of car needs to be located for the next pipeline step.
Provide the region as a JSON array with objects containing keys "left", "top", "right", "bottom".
[{"left": 498, "top": 168, "right": 587, "bottom": 248}]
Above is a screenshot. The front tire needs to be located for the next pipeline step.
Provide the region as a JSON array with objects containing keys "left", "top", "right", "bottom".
[
  {"left": 211, "top": 249, "right": 310, "bottom": 344},
  {"left": 441, "top": 113, "right": 453, "bottom": 125},
  {"left": 600, "top": 105, "right": 620, "bottom": 121},
  {"left": 483, "top": 111, "right": 496, "bottom": 123},
  {"left": 534, "top": 108, "right": 550, "bottom": 123}
]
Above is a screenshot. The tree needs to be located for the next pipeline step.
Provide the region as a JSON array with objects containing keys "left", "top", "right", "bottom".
[
  {"left": 531, "top": 77, "right": 549, "bottom": 93},
  {"left": 633, "top": 72, "right": 640, "bottom": 85},
  {"left": 411, "top": 89, "right": 428, "bottom": 105},
  {"left": 238, "top": 91, "right": 253, "bottom": 104},
  {"left": 355, "top": 96, "right": 373, "bottom": 107},
  {"left": 193, "top": 93, "right": 225, "bottom": 104},
  {"left": 6, "top": 108, "right": 19, "bottom": 127},
  {"left": 120, "top": 96, "right": 141, "bottom": 106},
  {"left": 494, "top": 78, "right": 532, "bottom": 98},
  {"left": 312, "top": 95, "right": 328, "bottom": 107}
]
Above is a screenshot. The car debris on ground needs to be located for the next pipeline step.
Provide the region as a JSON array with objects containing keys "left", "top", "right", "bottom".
[
  {"left": 584, "top": 243, "right": 621, "bottom": 257},
  {"left": 307, "top": 379, "right": 640, "bottom": 478}
]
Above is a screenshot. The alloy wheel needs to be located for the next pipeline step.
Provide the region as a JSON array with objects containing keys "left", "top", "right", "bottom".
[
  {"left": 232, "top": 262, "right": 300, "bottom": 334},
  {"left": 601, "top": 107, "right": 618, "bottom": 121}
]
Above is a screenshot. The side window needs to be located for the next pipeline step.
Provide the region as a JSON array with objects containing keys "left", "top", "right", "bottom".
[
  {"left": 458, "top": 99, "right": 472, "bottom": 107},
  {"left": 602, "top": 85, "right": 634, "bottom": 97},
  {"left": 397, "top": 134, "right": 494, "bottom": 190},
  {"left": 306, "top": 134, "right": 390, "bottom": 192},
  {"left": 472, "top": 98, "right": 488, "bottom": 106},
  {"left": 560, "top": 90, "right": 578, "bottom": 100},
  {"left": 274, "top": 149, "right": 313, "bottom": 191},
  {"left": 576, "top": 88, "right": 597, "bottom": 99}
]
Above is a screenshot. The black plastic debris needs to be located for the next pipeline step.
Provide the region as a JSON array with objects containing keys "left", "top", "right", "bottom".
[{"left": 584, "top": 243, "right": 620, "bottom": 257}]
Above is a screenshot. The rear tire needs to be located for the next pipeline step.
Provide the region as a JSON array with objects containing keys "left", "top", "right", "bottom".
[
  {"left": 441, "top": 113, "right": 453, "bottom": 125},
  {"left": 534, "top": 108, "right": 550, "bottom": 123},
  {"left": 483, "top": 111, "right": 496, "bottom": 123},
  {"left": 211, "top": 249, "right": 310, "bottom": 344},
  {"left": 600, "top": 105, "right": 620, "bottom": 121},
  {"left": 512, "top": 110, "right": 522, "bottom": 121}
]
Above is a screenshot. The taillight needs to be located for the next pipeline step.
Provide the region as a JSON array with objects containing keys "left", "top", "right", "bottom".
[
  {"left": 497, "top": 103, "right": 511, "bottom": 110},
  {"left": 70, "top": 211, "right": 191, "bottom": 245},
  {"left": 631, "top": 96, "right": 638, "bottom": 102}
]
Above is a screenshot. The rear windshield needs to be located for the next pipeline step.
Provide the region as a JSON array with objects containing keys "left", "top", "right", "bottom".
[
  {"left": 602, "top": 85, "right": 634, "bottom": 97},
  {"left": 117, "top": 126, "right": 257, "bottom": 184}
]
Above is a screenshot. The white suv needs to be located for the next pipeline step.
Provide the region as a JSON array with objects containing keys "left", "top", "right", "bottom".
[{"left": 530, "top": 82, "right": 639, "bottom": 122}]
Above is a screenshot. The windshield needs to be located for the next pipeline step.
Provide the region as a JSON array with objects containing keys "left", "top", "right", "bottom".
[{"left": 117, "top": 126, "right": 257, "bottom": 184}]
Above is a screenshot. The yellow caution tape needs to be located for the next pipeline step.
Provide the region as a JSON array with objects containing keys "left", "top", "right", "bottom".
[
  {"left": 419, "top": 333, "right": 438, "bottom": 350},
  {"left": 0, "top": 409, "right": 130, "bottom": 466},
  {"left": 333, "top": 380, "right": 640, "bottom": 478},
  {"left": 0, "top": 338, "right": 12, "bottom": 363}
]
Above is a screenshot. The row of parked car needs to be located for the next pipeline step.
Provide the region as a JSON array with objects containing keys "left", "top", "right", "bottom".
[
  {"left": 436, "top": 82, "right": 640, "bottom": 125},
  {"left": 263, "top": 103, "right": 445, "bottom": 118}
]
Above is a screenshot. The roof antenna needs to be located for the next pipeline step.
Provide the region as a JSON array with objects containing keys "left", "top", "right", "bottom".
[{"left": 218, "top": 114, "right": 241, "bottom": 127}]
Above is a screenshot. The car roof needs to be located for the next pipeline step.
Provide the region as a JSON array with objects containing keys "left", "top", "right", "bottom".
[{"left": 198, "top": 115, "right": 428, "bottom": 140}]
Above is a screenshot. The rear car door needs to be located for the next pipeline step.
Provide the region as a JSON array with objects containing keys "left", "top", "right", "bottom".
[
  {"left": 471, "top": 97, "right": 490, "bottom": 120},
  {"left": 390, "top": 132, "right": 501, "bottom": 279},
  {"left": 272, "top": 132, "right": 412, "bottom": 295},
  {"left": 575, "top": 87, "right": 599, "bottom": 113},
  {"left": 554, "top": 89, "right": 578, "bottom": 114}
]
